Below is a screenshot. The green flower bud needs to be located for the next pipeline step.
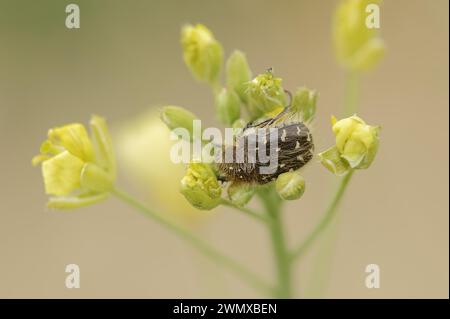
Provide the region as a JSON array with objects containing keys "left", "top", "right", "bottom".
[
  {"left": 227, "top": 182, "right": 255, "bottom": 207},
  {"left": 333, "top": 0, "right": 385, "bottom": 71},
  {"left": 160, "top": 105, "right": 197, "bottom": 137},
  {"left": 181, "top": 24, "right": 223, "bottom": 84},
  {"left": 291, "top": 87, "right": 318, "bottom": 122},
  {"left": 247, "top": 70, "right": 286, "bottom": 116},
  {"left": 275, "top": 171, "right": 306, "bottom": 200},
  {"left": 215, "top": 88, "right": 241, "bottom": 126},
  {"left": 180, "top": 163, "right": 222, "bottom": 210},
  {"left": 226, "top": 50, "right": 252, "bottom": 103}
]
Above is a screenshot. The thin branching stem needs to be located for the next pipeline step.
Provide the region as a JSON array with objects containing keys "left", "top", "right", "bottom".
[
  {"left": 111, "top": 188, "right": 274, "bottom": 296},
  {"left": 290, "top": 170, "right": 354, "bottom": 262},
  {"left": 220, "top": 198, "right": 268, "bottom": 223}
]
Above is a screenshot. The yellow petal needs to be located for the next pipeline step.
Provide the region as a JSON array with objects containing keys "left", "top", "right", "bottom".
[
  {"left": 42, "top": 151, "right": 85, "bottom": 196},
  {"left": 48, "top": 123, "right": 95, "bottom": 162},
  {"left": 90, "top": 115, "right": 116, "bottom": 177},
  {"left": 32, "top": 154, "right": 50, "bottom": 166},
  {"left": 47, "top": 193, "right": 108, "bottom": 209},
  {"left": 80, "top": 163, "right": 114, "bottom": 193}
]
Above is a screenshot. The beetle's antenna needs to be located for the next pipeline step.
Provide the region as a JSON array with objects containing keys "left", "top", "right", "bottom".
[{"left": 284, "top": 89, "right": 293, "bottom": 108}]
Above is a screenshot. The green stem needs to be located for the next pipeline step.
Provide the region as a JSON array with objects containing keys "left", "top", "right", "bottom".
[
  {"left": 220, "top": 198, "right": 268, "bottom": 223},
  {"left": 343, "top": 71, "right": 359, "bottom": 116},
  {"left": 111, "top": 188, "right": 273, "bottom": 296},
  {"left": 290, "top": 170, "right": 354, "bottom": 262},
  {"left": 259, "top": 188, "right": 292, "bottom": 298}
]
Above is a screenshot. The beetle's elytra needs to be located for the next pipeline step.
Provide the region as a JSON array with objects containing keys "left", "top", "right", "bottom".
[{"left": 217, "top": 121, "right": 314, "bottom": 184}]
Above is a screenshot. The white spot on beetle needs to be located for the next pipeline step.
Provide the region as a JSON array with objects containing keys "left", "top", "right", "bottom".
[{"left": 281, "top": 129, "right": 287, "bottom": 142}]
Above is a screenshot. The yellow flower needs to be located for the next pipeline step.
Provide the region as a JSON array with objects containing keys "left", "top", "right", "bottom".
[
  {"left": 116, "top": 110, "right": 204, "bottom": 224},
  {"left": 32, "top": 115, "right": 115, "bottom": 208},
  {"left": 181, "top": 24, "right": 223, "bottom": 84},
  {"left": 180, "top": 163, "right": 222, "bottom": 210},
  {"left": 333, "top": 0, "right": 385, "bottom": 71},
  {"left": 319, "top": 115, "right": 380, "bottom": 175}
]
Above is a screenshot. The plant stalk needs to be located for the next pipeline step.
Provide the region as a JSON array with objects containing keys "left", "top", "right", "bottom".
[
  {"left": 291, "top": 169, "right": 354, "bottom": 261},
  {"left": 111, "top": 187, "right": 273, "bottom": 296},
  {"left": 259, "top": 188, "right": 292, "bottom": 298}
]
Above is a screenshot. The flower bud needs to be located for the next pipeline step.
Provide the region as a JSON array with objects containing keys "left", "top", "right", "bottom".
[
  {"left": 180, "top": 163, "right": 222, "bottom": 210},
  {"left": 247, "top": 70, "right": 286, "bottom": 116},
  {"left": 181, "top": 24, "right": 223, "bottom": 84},
  {"left": 215, "top": 88, "right": 241, "bottom": 126},
  {"left": 275, "top": 171, "right": 306, "bottom": 200},
  {"left": 332, "top": 115, "right": 380, "bottom": 169},
  {"left": 318, "top": 115, "right": 380, "bottom": 174},
  {"left": 160, "top": 105, "right": 197, "bottom": 137},
  {"left": 291, "top": 87, "right": 318, "bottom": 122},
  {"left": 227, "top": 182, "right": 255, "bottom": 207},
  {"left": 226, "top": 50, "right": 252, "bottom": 103},
  {"left": 333, "top": 0, "right": 385, "bottom": 71}
]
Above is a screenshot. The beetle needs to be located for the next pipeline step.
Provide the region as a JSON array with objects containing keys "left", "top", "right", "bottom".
[{"left": 217, "top": 91, "right": 314, "bottom": 184}]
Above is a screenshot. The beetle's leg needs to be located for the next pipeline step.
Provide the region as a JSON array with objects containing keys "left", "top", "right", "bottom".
[
  {"left": 217, "top": 175, "right": 228, "bottom": 183},
  {"left": 244, "top": 89, "right": 293, "bottom": 129}
]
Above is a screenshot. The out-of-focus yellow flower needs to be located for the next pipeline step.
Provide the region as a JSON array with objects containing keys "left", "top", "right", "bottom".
[
  {"left": 181, "top": 24, "right": 223, "bottom": 85},
  {"left": 246, "top": 70, "right": 286, "bottom": 117},
  {"left": 275, "top": 171, "right": 306, "bottom": 200},
  {"left": 319, "top": 115, "right": 380, "bottom": 175},
  {"left": 116, "top": 111, "right": 203, "bottom": 224},
  {"left": 333, "top": 0, "right": 385, "bottom": 71},
  {"left": 180, "top": 163, "right": 222, "bottom": 211},
  {"left": 32, "top": 115, "right": 115, "bottom": 208}
]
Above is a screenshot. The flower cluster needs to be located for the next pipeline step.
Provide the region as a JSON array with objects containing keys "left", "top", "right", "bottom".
[
  {"left": 32, "top": 19, "right": 381, "bottom": 213},
  {"left": 162, "top": 24, "right": 320, "bottom": 210}
]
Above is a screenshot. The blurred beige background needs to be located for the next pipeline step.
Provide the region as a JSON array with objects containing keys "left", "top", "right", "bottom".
[{"left": 0, "top": 0, "right": 448, "bottom": 298}]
